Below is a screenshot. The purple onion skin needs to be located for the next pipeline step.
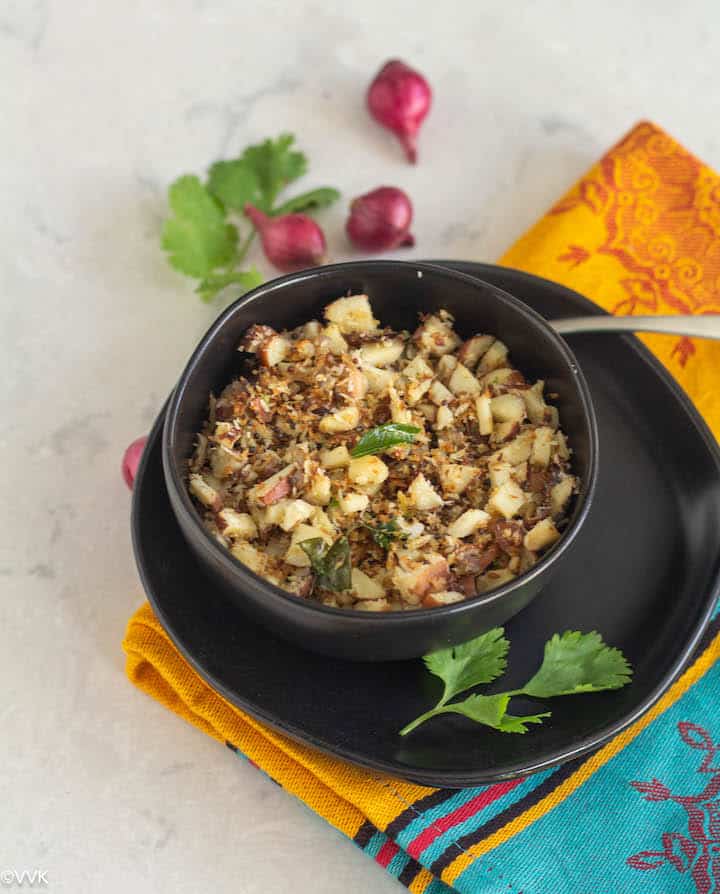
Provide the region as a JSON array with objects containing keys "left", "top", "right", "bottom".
[
  {"left": 245, "top": 204, "right": 327, "bottom": 272},
  {"left": 367, "top": 59, "right": 432, "bottom": 163},
  {"left": 122, "top": 436, "right": 147, "bottom": 490},
  {"left": 346, "top": 186, "right": 414, "bottom": 251}
]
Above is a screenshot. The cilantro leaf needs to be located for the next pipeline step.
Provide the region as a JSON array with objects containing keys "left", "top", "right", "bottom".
[
  {"left": 519, "top": 631, "right": 633, "bottom": 699},
  {"left": 443, "top": 694, "right": 550, "bottom": 734},
  {"left": 207, "top": 160, "right": 264, "bottom": 213},
  {"left": 299, "top": 536, "right": 351, "bottom": 592},
  {"left": 400, "top": 691, "right": 549, "bottom": 737},
  {"left": 424, "top": 628, "right": 509, "bottom": 703},
  {"left": 362, "top": 518, "right": 407, "bottom": 550},
  {"left": 273, "top": 187, "right": 341, "bottom": 216},
  {"left": 496, "top": 711, "right": 549, "bottom": 733},
  {"left": 207, "top": 135, "right": 314, "bottom": 213},
  {"left": 441, "top": 693, "right": 509, "bottom": 728},
  {"left": 162, "top": 176, "right": 238, "bottom": 277},
  {"left": 240, "top": 133, "right": 307, "bottom": 210},
  {"left": 195, "top": 268, "right": 263, "bottom": 303},
  {"left": 351, "top": 424, "right": 421, "bottom": 458}
]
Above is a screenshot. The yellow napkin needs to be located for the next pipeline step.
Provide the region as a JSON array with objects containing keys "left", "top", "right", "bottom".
[
  {"left": 502, "top": 121, "right": 720, "bottom": 435},
  {"left": 124, "top": 121, "right": 720, "bottom": 892}
]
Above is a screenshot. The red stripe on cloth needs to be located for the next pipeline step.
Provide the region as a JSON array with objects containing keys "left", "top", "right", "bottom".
[
  {"left": 407, "top": 779, "right": 524, "bottom": 859},
  {"left": 376, "top": 840, "right": 400, "bottom": 868}
]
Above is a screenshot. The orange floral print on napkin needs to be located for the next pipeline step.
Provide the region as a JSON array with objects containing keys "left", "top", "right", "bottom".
[{"left": 501, "top": 120, "right": 720, "bottom": 439}]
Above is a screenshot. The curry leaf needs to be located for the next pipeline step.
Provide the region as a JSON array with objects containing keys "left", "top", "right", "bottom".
[
  {"left": 299, "top": 538, "right": 328, "bottom": 575},
  {"left": 299, "top": 536, "right": 351, "bottom": 592},
  {"left": 351, "top": 424, "right": 421, "bottom": 458},
  {"left": 321, "top": 536, "right": 352, "bottom": 591},
  {"left": 362, "top": 518, "right": 407, "bottom": 550}
]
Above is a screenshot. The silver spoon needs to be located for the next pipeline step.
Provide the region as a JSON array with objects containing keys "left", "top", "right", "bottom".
[{"left": 551, "top": 314, "right": 720, "bottom": 340}]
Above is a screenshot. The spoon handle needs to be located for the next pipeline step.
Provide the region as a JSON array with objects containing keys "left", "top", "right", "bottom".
[{"left": 551, "top": 314, "right": 720, "bottom": 341}]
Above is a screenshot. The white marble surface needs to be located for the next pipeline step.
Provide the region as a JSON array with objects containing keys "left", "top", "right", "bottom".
[{"left": 3, "top": 1, "right": 720, "bottom": 891}]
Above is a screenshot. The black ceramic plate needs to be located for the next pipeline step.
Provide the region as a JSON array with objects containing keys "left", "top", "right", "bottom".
[{"left": 132, "top": 262, "right": 720, "bottom": 787}]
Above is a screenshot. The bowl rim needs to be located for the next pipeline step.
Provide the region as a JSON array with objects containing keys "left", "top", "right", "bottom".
[{"left": 162, "top": 259, "right": 599, "bottom": 624}]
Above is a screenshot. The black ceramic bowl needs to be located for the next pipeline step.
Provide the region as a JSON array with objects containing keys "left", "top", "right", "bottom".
[{"left": 162, "top": 261, "right": 598, "bottom": 661}]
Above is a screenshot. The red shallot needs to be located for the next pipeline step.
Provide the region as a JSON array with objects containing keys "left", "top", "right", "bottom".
[
  {"left": 244, "top": 204, "right": 326, "bottom": 272},
  {"left": 346, "top": 187, "right": 414, "bottom": 251},
  {"left": 366, "top": 60, "right": 432, "bottom": 164},
  {"left": 122, "top": 436, "right": 147, "bottom": 490}
]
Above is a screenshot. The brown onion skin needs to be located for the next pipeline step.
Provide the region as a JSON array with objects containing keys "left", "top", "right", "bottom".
[
  {"left": 244, "top": 204, "right": 327, "bottom": 272},
  {"left": 366, "top": 59, "right": 432, "bottom": 164},
  {"left": 346, "top": 186, "right": 414, "bottom": 252}
]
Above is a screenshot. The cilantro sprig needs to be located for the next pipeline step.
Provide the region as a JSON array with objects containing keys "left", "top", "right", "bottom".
[
  {"left": 162, "top": 134, "right": 340, "bottom": 302},
  {"left": 351, "top": 423, "right": 421, "bottom": 458},
  {"left": 399, "top": 629, "right": 632, "bottom": 736}
]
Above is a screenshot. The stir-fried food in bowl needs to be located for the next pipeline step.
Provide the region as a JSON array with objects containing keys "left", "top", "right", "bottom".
[{"left": 187, "top": 295, "right": 578, "bottom": 612}]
